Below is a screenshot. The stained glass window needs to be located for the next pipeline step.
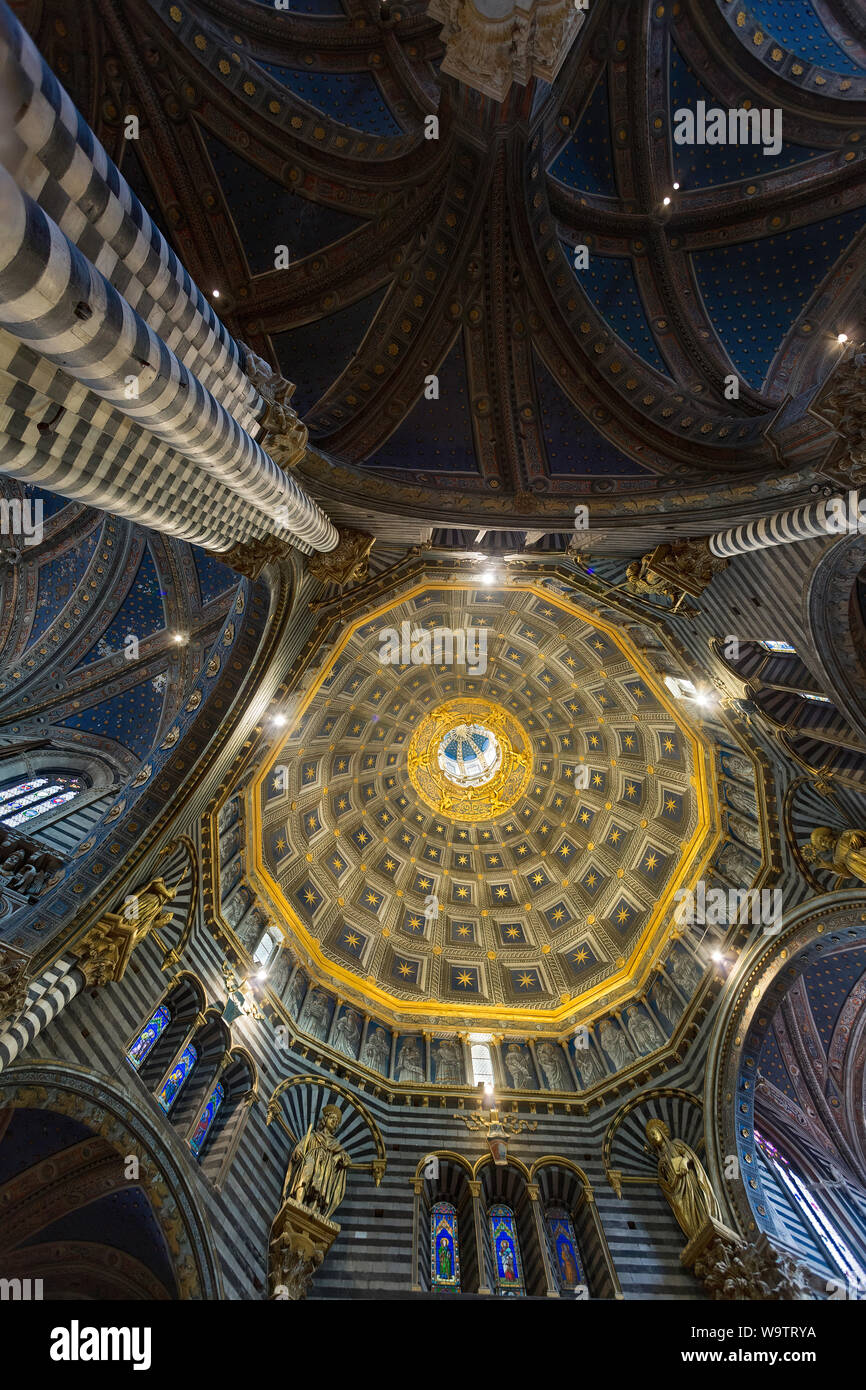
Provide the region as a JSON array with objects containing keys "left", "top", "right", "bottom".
[
  {"left": 190, "top": 1081, "right": 225, "bottom": 1157},
  {"left": 126, "top": 1005, "right": 171, "bottom": 1070},
  {"left": 759, "top": 640, "right": 796, "bottom": 655},
  {"left": 489, "top": 1203, "right": 524, "bottom": 1295},
  {"left": 547, "top": 1209, "right": 584, "bottom": 1290},
  {"left": 470, "top": 1042, "right": 494, "bottom": 1087},
  {"left": 796, "top": 691, "right": 832, "bottom": 704},
  {"left": 0, "top": 778, "right": 48, "bottom": 805},
  {"left": 755, "top": 1132, "right": 865, "bottom": 1287},
  {"left": 157, "top": 1043, "right": 198, "bottom": 1112},
  {"left": 431, "top": 1201, "right": 461, "bottom": 1291},
  {"left": 0, "top": 776, "right": 83, "bottom": 828}
]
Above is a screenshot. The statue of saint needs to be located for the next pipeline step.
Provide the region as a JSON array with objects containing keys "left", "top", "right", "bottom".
[
  {"left": 504, "top": 1043, "right": 534, "bottom": 1090},
  {"left": 803, "top": 826, "right": 866, "bottom": 885},
  {"left": 362, "top": 1025, "right": 390, "bottom": 1074},
  {"left": 645, "top": 1118, "right": 721, "bottom": 1243},
  {"left": 332, "top": 1008, "right": 360, "bottom": 1058},
  {"left": 536, "top": 1041, "right": 569, "bottom": 1091},
  {"left": 283, "top": 1104, "right": 351, "bottom": 1221}
]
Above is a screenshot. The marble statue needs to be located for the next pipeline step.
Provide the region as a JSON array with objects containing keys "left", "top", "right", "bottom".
[
  {"left": 504, "top": 1043, "right": 535, "bottom": 1089},
  {"left": 599, "top": 1018, "right": 634, "bottom": 1070},
  {"left": 645, "top": 1118, "right": 722, "bottom": 1243},
  {"left": 434, "top": 1038, "right": 463, "bottom": 1084},
  {"left": 652, "top": 973, "right": 679, "bottom": 1025},
  {"left": 670, "top": 949, "right": 702, "bottom": 995},
  {"left": 572, "top": 1043, "right": 604, "bottom": 1088},
  {"left": 626, "top": 1005, "right": 662, "bottom": 1055},
  {"left": 536, "top": 1041, "right": 569, "bottom": 1091},
  {"left": 283, "top": 1105, "right": 351, "bottom": 1220},
  {"left": 396, "top": 1037, "right": 425, "bottom": 1084},
  {"left": 363, "top": 1025, "right": 390, "bottom": 1074},
  {"left": 332, "top": 1008, "right": 361, "bottom": 1058},
  {"left": 300, "top": 988, "right": 331, "bottom": 1041}
]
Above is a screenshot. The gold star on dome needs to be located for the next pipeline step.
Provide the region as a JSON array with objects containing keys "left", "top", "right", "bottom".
[
  {"left": 616, "top": 906, "right": 630, "bottom": 924},
  {"left": 665, "top": 797, "right": 677, "bottom": 813},
  {"left": 645, "top": 853, "right": 658, "bottom": 871},
  {"left": 456, "top": 970, "right": 474, "bottom": 988},
  {"left": 625, "top": 783, "right": 637, "bottom": 798},
  {"left": 457, "top": 925, "right": 470, "bottom": 936},
  {"left": 573, "top": 948, "right": 588, "bottom": 964},
  {"left": 344, "top": 932, "right": 359, "bottom": 948},
  {"left": 663, "top": 737, "right": 675, "bottom": 753},
  {"left": 506, "top": 926, "right": 520, "bottom": 938},
  {"left": 276, "top": 837, "right": 286, "bottom": 850},
  {"left": 517, "top": 972, "right": 536, "bottom": 989},
  {"left": 398, "top": 962, "right": 413, "bottom": 977},
  {"left": 456, "top": 886, "right": 469, "bottom": 899}
]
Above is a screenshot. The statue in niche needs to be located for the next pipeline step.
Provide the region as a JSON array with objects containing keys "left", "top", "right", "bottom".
[
  {"left": 504, "top": 1043, "right": 535, "bottom": 1090},
  {"left": 717, "top": 842, "right": 759, "bottom": 886},
  {"left": 363, "top": 1025, "right": 390, "bottom": 1074},
  {"left": 626, "top": 1005, "right": 662, "bottom": 1055},
  {"left": 282, "top": 1105, "right": 351, "bottom": 1220},
  {"left": 572, "top": 1042, "right": 604, "bottom": 1088},
  {"left": 599, "top": 1018, "right": 634, "bottom": 1070},
  {"left": 645, "top": 1118, "right": 722, "bottom": 1243},
  {"left": 434, "top": 1038, "right": 463, "bottom": 1085},
  {"left": 669, "top": 948, "right": 702, "bottom": 996},
  {"left": 0, "top": 850, "right": 27, "bottom": 885},
  {"left": 287, "top": 972, "right": 306, "bottom": 1019},
  {"left": 331, "top": 1008, "right": 361, "bottom": 1058},
  {"left": 396, "top": 1037, "right": 425, "bottom": 1084},
  {"left": 802, "top": 826, "right": 866, "bottom": 885},
  {"left": 728, "top": 815, "right": 761, "bottom": 851},
  {"left": 300, "top": 987, "right": 331, "bottom": 1041},
  {"left": 652, "top": 973, "right": 679, "bottom": 1025},
  {"left": 536, "top": 1041, "right": 570, "bottom": 1091}
]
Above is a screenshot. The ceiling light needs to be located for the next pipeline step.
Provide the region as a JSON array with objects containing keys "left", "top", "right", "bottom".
[
  {"left": 483, "top": 1081, "right": 494, "bottom": 1095},
  {"left": 212, "top": 289, "right": 221, "bottom": 298},
  {"left": 173, "top": 632, "right": 187, "bottom": 644},
  {"left": 663, "top": 196, "right": 671, "bottom": 206},
  {"left": 672, "top": 181, "right": 680, "bottom": 190},
  {"left": 711, "top": 951, "right": 725, "bottom": 964},
  {"left": 481, "top": 569, "right": 498, "bottom": 585},
  {"left": 837, "top": 332, "right": 849, "bottom": 344},
  {"left": 272, "top": 712, "right": 287, "bottom": 727},
  {"left": 255, "top": 968, "right": 268, "bottom": 981}
]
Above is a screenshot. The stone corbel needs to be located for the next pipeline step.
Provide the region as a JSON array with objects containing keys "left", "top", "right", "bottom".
[
  {"left": 683, "top": 1217, "right": 814, "bottom": 1300},
  {"left": 426, "top": 0, "right": 586, "bottom": 103},
  {"left": 239, "top": 342, "right": 309, "bottom": 471},
  {"left": 268, "top": 1196, "right": 340, "bottom": 1301}
]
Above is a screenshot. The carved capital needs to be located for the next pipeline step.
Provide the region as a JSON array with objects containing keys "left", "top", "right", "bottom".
[
  {"left": 683, "top": 1219, "right": 814, "bottom": 1300},
  {"left": 307, "top": 528, "right": 375, "bottom": 590},
  {"left": 0, "top": 945, "right": 30, "bottom": 1024},
  {"left": 205, "top": 535, "right": 295, "bottom": 582},
  {"left": 239, "top": 341, "right": 308, "bottom": 471},
  {"left": 426, "top": 0, "right": 585, "bottom": 103},
  {"left": 268, "top": 1196, "right": 340, "bottom": 1301}
]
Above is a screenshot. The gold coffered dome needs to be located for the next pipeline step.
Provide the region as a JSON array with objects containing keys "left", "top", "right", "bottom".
[{"left": 238, "top": 579, "right": 723, "bottom": 1035}]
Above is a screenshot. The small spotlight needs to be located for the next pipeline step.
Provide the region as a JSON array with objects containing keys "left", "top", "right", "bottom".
[
  {"left": 173, "top": 632, "right": 188, "bottom": 644},
  {"left": 483, "top": 1081, "right": 494, "bottom": 1095},
  {"left": 663, "top": 196, "right": 671, "bottom": 206},
  {"left": 272, "top": 712, "right": 287, "bottom": 727},
  {"left": 212, "top": 289, "right": 221, "bottom": 299},
  {"left": 837, "top": 332, "right": 849, "bottom": 344},
  {"left": 255, "top": 969, "right": 268, "bottom": 982},
  {"left": 672, "top": 181, "right": 680, "bottom": 190},
  {"left": 481, "top": 569, "right": 498, "bottom": 586},
  {"left": 711, "top": 951, "right": 725, "bottom": 964}
]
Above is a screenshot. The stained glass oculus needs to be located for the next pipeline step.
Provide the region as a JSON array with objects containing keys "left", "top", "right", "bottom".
[{"left": 438, "top": 723, "right": 502, "bottom": 789}]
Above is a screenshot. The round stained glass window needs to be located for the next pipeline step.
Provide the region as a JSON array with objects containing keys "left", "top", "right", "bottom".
[{"left": 437, "top": 723, "right": 502, "bottom": 789}]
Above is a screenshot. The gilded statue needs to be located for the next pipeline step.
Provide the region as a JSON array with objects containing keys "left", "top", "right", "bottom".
[
  {"left": 283, "top": 1105, "right": 351, "bottom": 1220},
  {"left": 645, "top": 1118, "right": 722, "bottom": 1243},
  {"left": 802, "top": 826, "right": 866, "bottom": 885}
]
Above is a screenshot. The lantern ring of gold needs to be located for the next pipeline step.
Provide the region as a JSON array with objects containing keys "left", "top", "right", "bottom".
[{"left": 407, "top": 698, "right": 533, "bottom": 822}]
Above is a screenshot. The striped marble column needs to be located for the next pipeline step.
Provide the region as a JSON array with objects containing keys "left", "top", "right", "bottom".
[
  {"left": 0, "top": 164, "right": 338, "bottom": 553},
  {"left": 708, "top": 500, "right": 836, "bottom": 560},
  {"left": 0, "top": 0, "right": 260, "bottom": 434},
  {"left": 0, "top": 957, "right": 83, "bottom": 1074}
]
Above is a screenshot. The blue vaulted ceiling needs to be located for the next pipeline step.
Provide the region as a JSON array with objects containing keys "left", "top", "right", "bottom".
[
  {"left": 669, "top": 41, "right": 827, "bottom": 189},
  {"left": 202, "top": 131, "right": 365, "bottom": 275},
  {"left": 28, "top": 527, "right": 100, "bottom": 646},
  {"left": 258, "top": 62, "right": 403, "bottom": 136},
  {"left": 733, "top": 0, "right": 866, "bottom": 75},
  {"left": 194, "top": 548, "right": 237, "bottom": 606},
  {"left": 549, "top": 72, "right": 617, "bottom": 197},
  {"left": 533, "top": 354, "right": 652, "bottom": 477},
  {"left": 364, "top": 331, "right": 479, "bottom": 475},
  {"left": 566, "top": 248, "right": 670, "bottom": 376},
  {"left": 273, "top": 286, "right": 389, "bottom": 417},
  {"left": 77, "top": 545, "right": 166, "bottom": 668},
  {"left": 693, "top": 205, "right": 866, "bottom": 388},
  {"left": 60, "top": 675, "right": 166, "bottom": 758}
]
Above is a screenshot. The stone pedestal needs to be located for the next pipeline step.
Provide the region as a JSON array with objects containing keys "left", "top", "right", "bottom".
[
  {"left": 268, "top": 1197, "right": 340, "bottom": 1301},
  {"left": 682, "top": 1217, "right": 813, "bottom": 1300}
]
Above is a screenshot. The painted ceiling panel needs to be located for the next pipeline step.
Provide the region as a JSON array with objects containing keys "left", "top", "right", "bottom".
[
  {"left": 692, "top": 205, "right": 866, "bottom": 388},
  {"left": 567, "top": 248, "right": 671, "bottom": 376},
  {"left": 669, "top": 41, "right": 828, "bottom": 189},
  {"left": 202, "top": 131, "right": 365, "bottom": 275},
  {"left": 28, "top": 529, "right": 99, "bottom": 646},
  {"left": 533, "top": 353, "right": 651, "bottom": 476},
  {"left": 548, "top": 71, "right": 617, "bottom": 197},
  {"left": 193, "top": 547, "right": 237, "bottom": 606},
  {"left": 738, "top": 0, "right": 866, "bottom": 74},
  {"left": 77, "top": 545, "right": 166, "bottom": 668},
  {"left": 273, "top": 285, "right": 389, "bottom": 416},
  {"left": 0, "top": 1108, "right": 95, "bottom": 1185},
  {"left": 257, "top": 62, "right": 402, "bottom": 136},
  {"left": 757, "top": 1025, "right": 796, "bottom": 1097},
  {"left": 802, "top": 945, "right": 866, "bottom": 1053},
  {"left": 22, "top": 1188, "right": 176, "bottom": 1295},
  {"left": 23, "top": 483, "right": 71, "bottom": 521},
  {"left": 60, "top": 677, "right": 166, "bottom": 758},
  {"left": 363, "top": 331, "right": 479, "bottom": 474}
]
